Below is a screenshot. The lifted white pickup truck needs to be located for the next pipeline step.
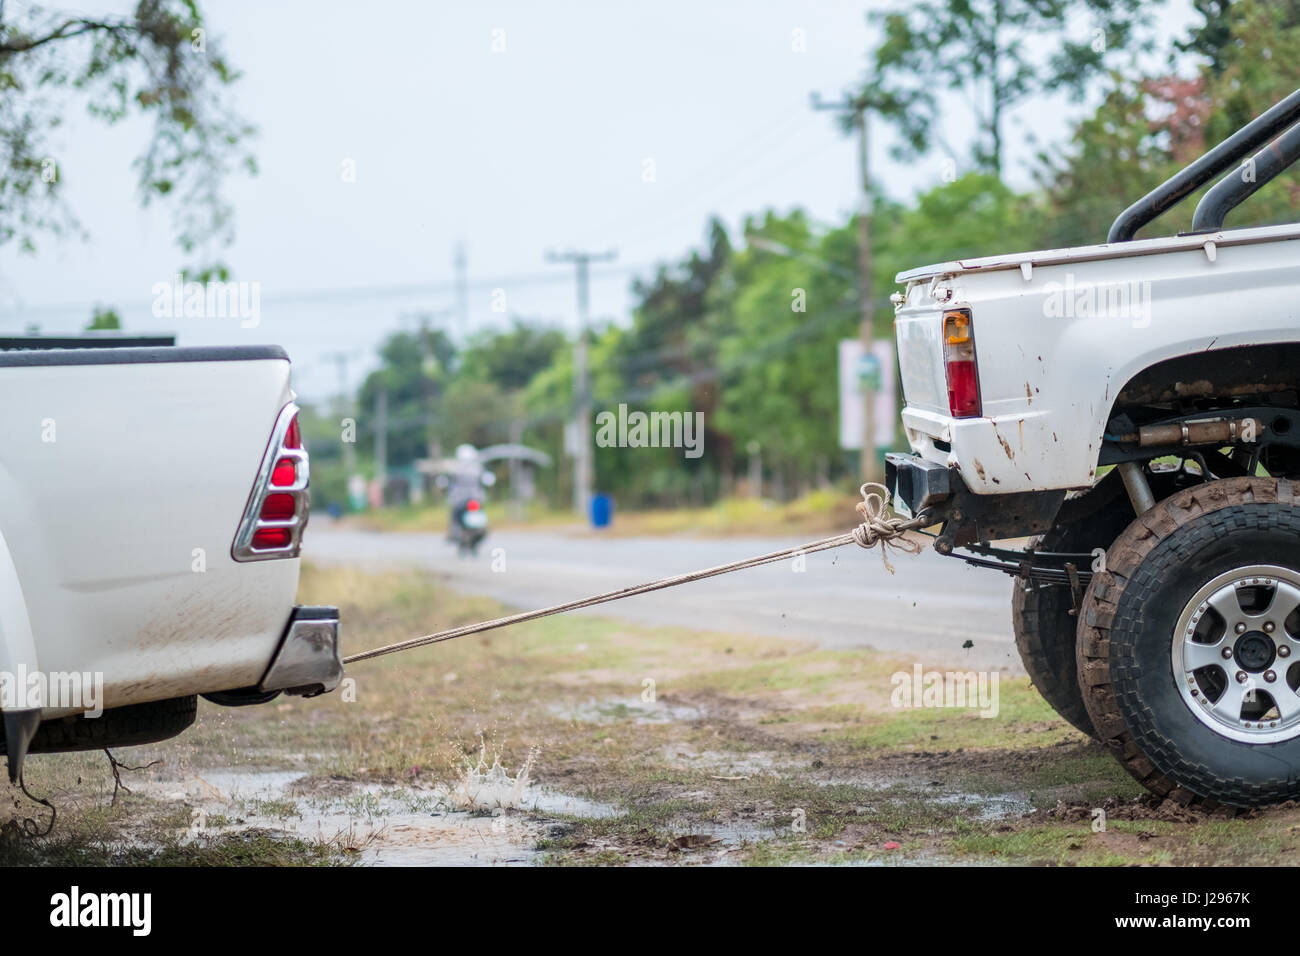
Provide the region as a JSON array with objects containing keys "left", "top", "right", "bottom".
[
  {"left": 0, "top": 344, "right": 342, "bottom": 781},
  {"left": 888, "top": 88, "right": 1300, "bottom": 808}
]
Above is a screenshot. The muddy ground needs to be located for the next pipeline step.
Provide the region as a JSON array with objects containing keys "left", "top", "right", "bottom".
[{"left": 4, "top": 564, "right": 1299, "bottom": 866}]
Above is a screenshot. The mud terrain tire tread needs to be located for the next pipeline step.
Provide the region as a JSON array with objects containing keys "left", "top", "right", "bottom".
[
  {"left": 1077, "top": 477, "right": 1299, "bottom": 809},
  {"left": 1013, "top": 567, "right": 1096, "bottom": 738},
  {"left": 1011, "top": 472, "right": 1179, "bottom": 740}
]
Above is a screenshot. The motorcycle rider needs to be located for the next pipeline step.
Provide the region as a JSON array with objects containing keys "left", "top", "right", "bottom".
[{"left": 439, "top": 444, "right": 496, "bottom": 543}]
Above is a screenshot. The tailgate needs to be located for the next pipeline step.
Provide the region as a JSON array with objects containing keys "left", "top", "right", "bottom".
[
  {"left": 0, "top": 345, "right": 300, "bottom": 714},
  {"left": 894, "top": 295, "right": 949, "bottom": 415}
]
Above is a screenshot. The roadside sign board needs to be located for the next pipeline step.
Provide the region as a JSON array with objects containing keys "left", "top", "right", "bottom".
[{"left": 839, "top": 339, "right": 896, "bottom": 450}]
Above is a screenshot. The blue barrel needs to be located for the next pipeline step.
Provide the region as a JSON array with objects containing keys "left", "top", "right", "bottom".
[{"left": 590, "top": 493, "right": 613, "bottom": 528}]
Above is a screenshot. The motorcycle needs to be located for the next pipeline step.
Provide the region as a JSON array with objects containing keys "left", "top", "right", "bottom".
[
  {"left": 451, "top": 497, "right": 489, "bottom": 556},
  {"left": 435, "top": 444, "right": 506, "bottom": 557}
]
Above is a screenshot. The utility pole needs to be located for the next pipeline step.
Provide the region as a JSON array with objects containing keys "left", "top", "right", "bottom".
[
  {"left": 322, "top": 350, "right": 359, "bottom": 480},
  {"left": 453, "top": 241, "right": 469, "bottom": 335},
  {"left": 747, "top": 439, "right": 762, "bottom": 499},
  {"left": 812, "top": 90, "right": 881, "bottom": 483},
  {"left": 417, "top": 313, "right": 439, "bottom": 464},
  {"left": 547, "top": 247, "right": 617, "bottom": 518},
  {"left": 375, "top": 386, "right": 388, "bottom": 505},
  {"left": 509, "top": 417, "right": 524, "bottom": 521},
  {"left": 404, "top": 309, "right": 454, "bottom": 463}
]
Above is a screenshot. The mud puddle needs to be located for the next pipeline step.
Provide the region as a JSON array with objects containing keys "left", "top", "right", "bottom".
[
  {"left": 548, "top": 696, "right": 707, "bottom": 725},
  {"left": 134, "top": 766, "right": 623, "bottom": 866}
]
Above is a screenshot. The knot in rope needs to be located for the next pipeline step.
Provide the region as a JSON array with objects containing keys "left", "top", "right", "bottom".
[{"left": 851, "top": 482, "right": 925, "bottom": 572}]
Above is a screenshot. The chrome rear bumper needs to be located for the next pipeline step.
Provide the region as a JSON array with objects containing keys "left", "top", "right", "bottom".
[{"left": 261, "top": 605, "right": 343, "bottom": 697}]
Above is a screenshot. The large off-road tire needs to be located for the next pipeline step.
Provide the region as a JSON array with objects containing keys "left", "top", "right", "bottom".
[
  {"left": 1077, "top": 478, "right": 1300, "bottom": 808},
  {"left": 1013, "top": 533, "right": 1102, "bottom": 738},
  {"left": 1012, "top": 470, "right": 1182, "bottom": 738},
  {"left": 1, "top": 696, "right": 198, "bottom": 755}
]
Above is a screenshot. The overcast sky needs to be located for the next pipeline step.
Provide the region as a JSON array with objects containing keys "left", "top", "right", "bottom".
[{"left": 0, "top": 0, "right": 1196, "bottom": 402}]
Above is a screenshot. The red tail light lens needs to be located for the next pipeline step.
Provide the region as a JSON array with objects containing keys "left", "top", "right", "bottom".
[
  {"left": 466, "top": 499, "right": 481, "bottom": 512},
  {"left": 252, "top": 528, "right": 293, "bottom": 549},
  {"left": 284, "top": 415, "right": 302, "bottom": 449},
  {"left": 946, "top": 361, "right": 980, "bottom": 417},
  {"left": 260, "top": 493, "right": 296, "bottom": 521},
  {"left": 943, "top": 309, "right": 981, "bottom": 418},
  {"left": 271, "top": 458, "right": 296, "bottom": 487}
]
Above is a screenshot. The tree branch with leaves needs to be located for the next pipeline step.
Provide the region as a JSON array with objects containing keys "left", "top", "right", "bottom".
[
  {"left": 865, "top": 0, "right": 1158, "bottom": 179},
  {"left": 0, "top": 0, "right": 255, "bottom": 275}
]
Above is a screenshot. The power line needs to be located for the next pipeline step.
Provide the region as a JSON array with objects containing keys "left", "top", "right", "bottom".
[
  {"left": 583, "top": 109, "right": 815, "bottom": 240},
  {"left": 0, "top": 263, "right": 649, "bottom": 318},
  {"left": 609, "top": 132, "right": 844, "bottom": 256}
]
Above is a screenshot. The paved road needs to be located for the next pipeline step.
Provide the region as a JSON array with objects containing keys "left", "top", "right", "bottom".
[{"left": 305, "top": 525, "right": 1024, "bottom": 673}]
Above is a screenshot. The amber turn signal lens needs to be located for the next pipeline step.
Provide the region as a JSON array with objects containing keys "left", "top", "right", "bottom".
[{"left": 943, "top": 310, "right": 972, "bottom": 344}]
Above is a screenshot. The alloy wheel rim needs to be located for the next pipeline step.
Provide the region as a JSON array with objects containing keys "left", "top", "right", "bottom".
[{"left": 1172, "top": 565, "right": 1300, "bottom": 745}]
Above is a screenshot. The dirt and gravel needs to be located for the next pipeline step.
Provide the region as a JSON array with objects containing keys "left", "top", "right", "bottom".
[{"left": 5, "top": 551, "right": 1300, "bottom": 866}]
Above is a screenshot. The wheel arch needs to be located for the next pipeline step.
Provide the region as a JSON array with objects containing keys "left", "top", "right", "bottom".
[
  {"left": 1107, "top": 341, "right": 1300, "bottom": 418},
  {"left": 1096, "top": 342, "right": 1300, "bottom": 485}
]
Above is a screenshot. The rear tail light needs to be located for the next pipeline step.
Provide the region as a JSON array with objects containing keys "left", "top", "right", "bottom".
[
  {"left": 252, "top": 527, "right": 293, "bottom": 549},
  {"left": 943, "top": 309, "right": 981, "bottom": 418},
  {"left": 260, "top": 493, "right": 297, "bottom": 521},
  {"left": 233, "top": 402, "right": 310, "bottom": 561},
  {"left": 466, "top": 499, "right": 481, "bottom": 512},
  {"left": 271, "top": 458, "right": 297, "bottom": 487}
]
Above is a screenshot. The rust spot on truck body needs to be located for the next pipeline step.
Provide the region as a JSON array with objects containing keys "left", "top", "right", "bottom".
[{"left": 992, "top": 424, "right": 1015, "bottom": 461}]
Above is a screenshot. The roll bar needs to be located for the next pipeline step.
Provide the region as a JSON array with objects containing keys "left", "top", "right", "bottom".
[
  {"left": 1107, "top": 87, "right": 1300, "bottom": 243},
  {"left": 1191, "top": 121, "right": 1300, "bottom": 233}
]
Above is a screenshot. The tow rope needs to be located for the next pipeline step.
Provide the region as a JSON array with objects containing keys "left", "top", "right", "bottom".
[{"left": 343, "top": 483, "right": 928, "bottom": 665}]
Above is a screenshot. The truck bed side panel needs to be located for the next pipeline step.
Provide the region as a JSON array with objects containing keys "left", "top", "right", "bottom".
[{"left": 0, "top": 349, "right": 300, "bottom": 714}]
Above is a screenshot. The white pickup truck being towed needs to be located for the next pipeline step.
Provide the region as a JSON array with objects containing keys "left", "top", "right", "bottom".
[
  {"left": 887, "top": 88, "right": 1300, "bottom": 807},
  {"left": 0, "top": 343, "right": 341, "bottom": 782}
]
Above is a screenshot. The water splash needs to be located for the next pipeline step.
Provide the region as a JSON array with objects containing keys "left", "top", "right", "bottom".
[{"left": 445, "top": 743, "right": 538, "bottom": 810}]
